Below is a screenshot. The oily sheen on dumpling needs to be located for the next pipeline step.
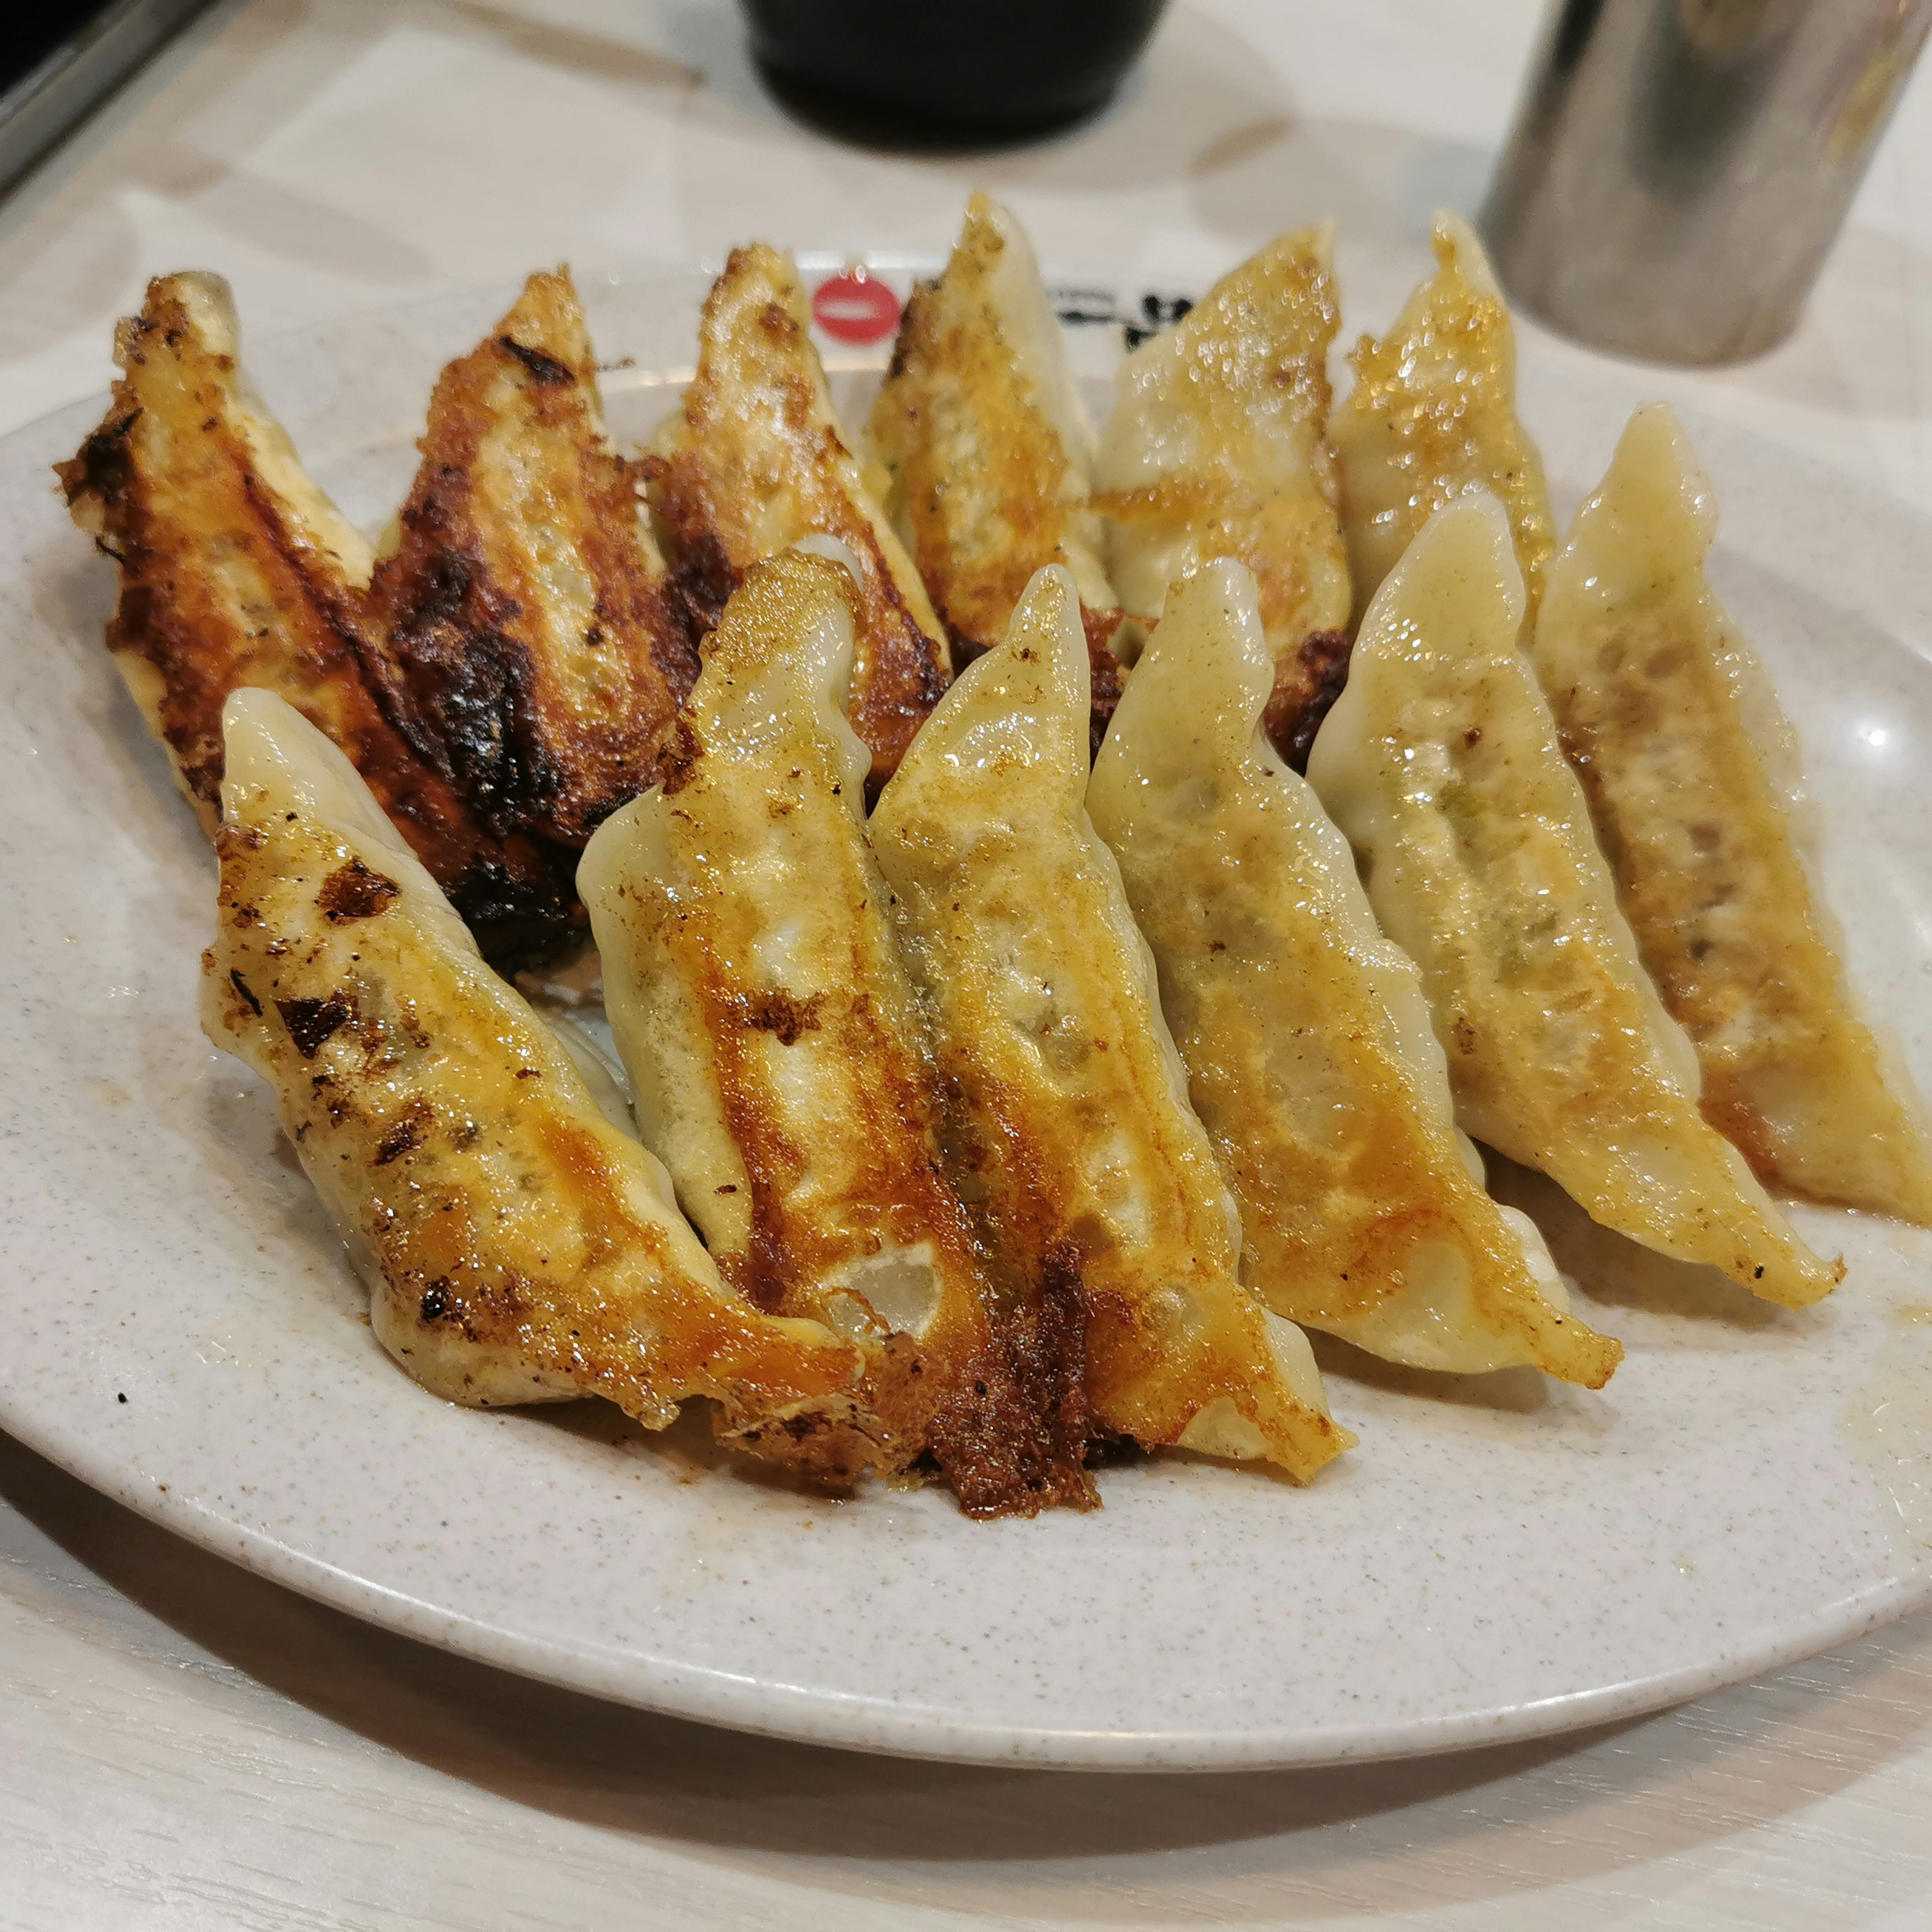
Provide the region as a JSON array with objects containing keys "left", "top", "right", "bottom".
[
  {"left": 1093, "top": 224, "right": 1351, "bottom": 767},
  {"left": 1305, "top": 493, "right": 1842, "bottom": 1308},
  {"left": 580, "top": 548, "right": 1090, "bottom": 1516},
  {"left": 1534, "top": 404, "right": 1932, "bottom": 1225},
  {"left": 1088, "top": 560, "right": 1621, "bottom": 1386},
  {"left": 870, "top": 562, "right": 1352, "bottom": 1480},
  {"left": 1332, "top": 212, "right": 1556, "bottom": 628},
  {"left": 201, "top": 689, "right": 882, "bottom": 1484}
]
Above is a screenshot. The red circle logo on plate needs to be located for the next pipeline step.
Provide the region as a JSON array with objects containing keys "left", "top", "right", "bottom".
[{"left": 812, "top": 270, "right": 902, "bottom": 345}]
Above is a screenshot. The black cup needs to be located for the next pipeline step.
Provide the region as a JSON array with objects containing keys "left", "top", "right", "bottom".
[{"left": 742, "top": 0, "right": 1170, "bottom": 142}]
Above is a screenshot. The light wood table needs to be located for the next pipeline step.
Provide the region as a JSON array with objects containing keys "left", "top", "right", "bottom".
[{"left": 5, "top": 4, "right": 1932, "bottom": 1924}]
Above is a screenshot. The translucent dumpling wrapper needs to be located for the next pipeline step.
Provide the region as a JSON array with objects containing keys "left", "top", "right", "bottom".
[
  {"left": 870, "top": 562, "right": 1353, "bottom": 1479},
  {"left": 1533, "top": 403, "right": 1932, "bottom": 1225},
  {"left": 1088, "top": 559, "right": 1621, "bottom": 1385},
  {"left": 1333, "top": 212, "right": 1556, "bottom": 629},
  {"left": 202, "top": 688, "right": 884, "bottom": 1485},
  {"left": 866, "top": 192, "right": 1123, "bottom": 747},
  {"left": 581, "top": 548, "right": 1092, "bottom": 1516},
  {"left": 1305, "top": 492, "right": 1842, "bottom": 1309},
  {"left": 1092, "top": 224, "right": 1351, "bottom": 768},
  {"left": 648, "top": 244, "right": 950, "bottom": 786}
]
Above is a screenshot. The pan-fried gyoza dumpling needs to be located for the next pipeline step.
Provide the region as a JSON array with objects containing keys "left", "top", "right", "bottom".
[
  {"left": 870, "top": 562, "right": 1353, "bottom": 1479},
  {"left": 648, "top": 245, "right": 950, "bottom": 786},
  {"left": 1088, "top": 560, "right": 1622, "bottom": 1386},
  {"left": 1534, "top": 404, "right": 1932, "bottom": 1224},
  {"left": 1333, "top": 212, "right": 1556, "bottom": 628},
  {"left": 369, "top": 267, "right": 698, "bottom": 848},
  {"left": 581, "top": 548, "right": 1092, "bottom": 1516},
  {"left": 866, "top": 194, "right": 1123, "bottom": 748},
  {"left": 202, "top": 688, "right": 882, "bottom": 1485},
  {"left": 1093, "top": 224, "right": 1352, "bottom": 767},
  {"left": 1305, "top": 493, "right": 1842, "bottom": 1308},
  {"left": 55, "top": 272, "right": 574, "bottom": 967}
]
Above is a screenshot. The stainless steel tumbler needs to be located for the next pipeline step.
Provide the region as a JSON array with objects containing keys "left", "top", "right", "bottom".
[{"left": 1480, "top": 0, "right": 1931, "bottom": 365}]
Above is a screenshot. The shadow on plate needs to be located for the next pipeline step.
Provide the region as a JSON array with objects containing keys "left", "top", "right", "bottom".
[
  {"left": 7, "top": 1423, "right": 1927, "bottom": 1921},
  {"left": 1307, "top": 1330, "right": 1554, "bottom": 1414},
  {"left": 1484, "top": 1149, "right": 1787, "bottom": 1332}
]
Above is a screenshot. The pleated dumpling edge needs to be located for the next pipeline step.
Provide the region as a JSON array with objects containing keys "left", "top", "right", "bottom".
[
  {"left": 871, "top": 560, "right": 1354, "bottom": 1479},
  {"left": 1306, "top": 492, "right": 1842, "bottom": 1310},
  {"left": 1088, "top": 557, "right": 1623, "bottom": 1386}
]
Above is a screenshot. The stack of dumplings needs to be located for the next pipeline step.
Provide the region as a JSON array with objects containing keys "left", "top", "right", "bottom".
[{"left": 67, "top": 193, "right": 1932, "bottom": 1518}]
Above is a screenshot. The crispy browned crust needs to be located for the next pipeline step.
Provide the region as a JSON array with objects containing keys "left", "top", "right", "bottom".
[
  {"left": 871, "top": 286, "right": 1111, "bottom": 642},
  {"left": 57, "top": 273, "right": 576, "bottom": 969},
  {"left": 1261, "top": 626, "right": 1351, "bottom": 772},
  {"left": 685, "top": 940, "right": 1096, "bottom": 1514},
  {"left": 1334, "top": 216, "right": 1555, "bottom": 625},
  {"left": 1094, "top": 227, "right": 1351, "bottom": 738},
  {"left": 584, "top": 552, "right": 1093, "bottom": 1515},
  {"left": 867, "top": 201, "right": 1120, "bottom": 755},
  {"left": 648, "top": 244, "right": 950, "bottom": 786},
  {"left": 368, "top": 269, "right": 698, "bottom": 848},
  {"left": 204, "top": 767, "right": 886, "bottom": 1488}
]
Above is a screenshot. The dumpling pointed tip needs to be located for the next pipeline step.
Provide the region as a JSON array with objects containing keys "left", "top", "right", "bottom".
[
  {"left": 1390, "top": 486, "right": 1521, "bottom": 598},
  {"left": 1430, "top": 209, "right": 1503, "bottom": 297}
]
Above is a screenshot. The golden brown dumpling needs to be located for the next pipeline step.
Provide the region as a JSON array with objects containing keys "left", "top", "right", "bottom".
[
  {"left": 866, "top": 195, "right": 1120, "bottom": 670},
  {"left": 1534, "top": 403, "right": 1932, "bottom": 1224},
  {"left": 648, "top": 246, "right": 950, "bottom": 785},
  {"left": 1306, "top": 492, "right": 1841, "bottom": 1309},
  {"left": 871, "top": 561, "right": 1353, "bottom": 1478},
  {"left": 1088, "top": 558, "right": 1621, "bottom": 1386},
  {"left": 1093, "top": 224, "right": 1351, "bottom": 766},
  {"left": 1332, "top": 212, "right": 1556, "bottom": 628},
  {"left": 580, "top": 548, "right": 1091, "bottom": 1515},
  {"left": 203, "top": 688, "right": 881, "bottom": 1485},
  {"left": 369, "top": 267, "right": 697, "bottom": 848}
]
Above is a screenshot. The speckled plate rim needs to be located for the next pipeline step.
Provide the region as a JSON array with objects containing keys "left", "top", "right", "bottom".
[{"left": 1, "top": 1410, "right": 1925, "bottom": 1770}]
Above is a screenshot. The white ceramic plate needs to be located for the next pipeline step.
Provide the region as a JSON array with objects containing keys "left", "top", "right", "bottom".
[{"left": 4, "top": 265, "right": 1931, "bottom": 1772}]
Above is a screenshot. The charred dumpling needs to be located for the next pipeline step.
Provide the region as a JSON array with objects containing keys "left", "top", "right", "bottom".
[
  {"left": 648, "top": 245, "right": 951, "bottom": 785},
  {"left": 581, "top": 548, "right": 1092, "bottom": 1515},
  {"left": 1094, "top": 224, "right": 1352, "bottom": 768},
  {"left": 1306, "top": 492, "right": 1841, "bottom": 1308},
  {"left": 867, "top": 195, "right": 1122, "bottom": 750},
  {"left": 1333, "top": 213, "right": 1556, "bottom": 628},
  {"left": 56, "top": 272, "right": 574, "bottom": 967},
  {"left": 872, "top": 562, "right": 1353, "bottom": 1478},
  {"left": 1088, "top": 559, "right": 1620, "bottom": 1386},
  {"left": 1534, "top": 404, "right": 1932, "bottom": 1225},
  {"left": 369, "top": 267, "right": 699, "bottom": 849},
  {"left": 203, "top": 688, "right": 883, "bottom": 1484}
]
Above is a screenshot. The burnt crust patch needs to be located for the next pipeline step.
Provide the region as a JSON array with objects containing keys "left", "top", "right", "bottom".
[
  {"left": 497, "top": 336, "right": 574, "bottom": 385},
  {"left": 656, "top": 714, "right": 703, "bottom": 795},
  {"left": 59, "top": 276, "right": 585, "bottom": 972},
  {"left": 1080, "top": 605, "right": 1125, "bottom": 761},
  {"left": 374, "top": 1098, "right": 432, "bottom": 1165},
  {"left": 369, "top": 270, "right": 697, "bottom": 856},
  {"left": 1264, "top": 628, "right": 1352, "bottom": 772},
  {"left": 318, "top": 857, "right": 401, "bottom": 922},
  {"left": 737, "top": 989, "right": 825, "bottom": 1046},
  {"left": 277, "top": 991, "right": 353, "bottom": 1058}
]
